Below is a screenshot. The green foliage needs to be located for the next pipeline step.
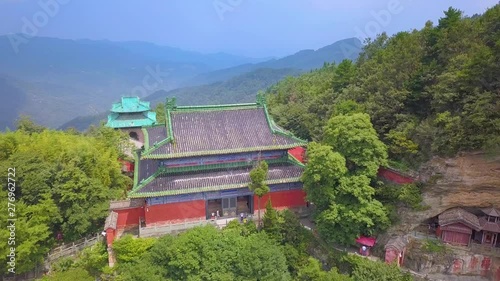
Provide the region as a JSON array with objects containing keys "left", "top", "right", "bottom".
[
  {"left": 16, "top": 115, "right": 45, "bottom": 134},
  {"left": 302, "top": 114, "right": 390, "bottom": 245},
  {"left": 301, "top": 142, "right": 347, "bottom": 211},
  {"left": 345, "top": 255, "right": 413, "bottom": 281},
  {"left": 249, "top": 160, "right": 270, "bottom": 197},
  {"left": 263, "top": 199, "right": 282, "bottom": 241},
  {"left": 51, "top": 257, "right": 75, "bottom": 273},
  {"left": 422, "top": 239, "right": 447, "bottom": 253},
  {"left": 267, "top": 4, "right": 500, "bottom": 163},
  {"left": 249, "top": 160, "right": 270, "bottom": 224},
  {"left": 323, "top": 113, "right": 388, "bottom": 177},
  {"left": 332, "top": 100, "right": 364, "bottom": 117},
  {"left": 398, "top": 184, "right": 424, "bottom": 210},
  {"left": 121, "top": 225, "right": 291, "bottom": 281},
  {"left": 154, "top": 102, "right": 166, "bottom": 124},
  {"left": 73, "top": 242, "right": 109, "bottom": 277},
  {"left": 40, "top": 268, "right": 94, "bottom": 281},
  {"left": 112, "top": 235, "right": 156, "bottom": 264},
  {"left": 296, "top": 257, "right": 352, "bottom": 281},
  {"left": 0, "top": 126, "right": 129, "bottom": 274}
]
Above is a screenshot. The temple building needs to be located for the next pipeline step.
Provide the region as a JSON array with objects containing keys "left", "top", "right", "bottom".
[
  {"left": 105, "top": 95, "right": 308, "bottom": 239},
  {"left": 436, "top": 207, "right": 500, "bottom": 248},
  {"left": 106, "top": 96, "right": 157, "bottom": 143}
]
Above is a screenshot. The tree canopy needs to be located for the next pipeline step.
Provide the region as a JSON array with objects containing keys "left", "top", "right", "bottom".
[
  {"left": 0, "top": 122, "right": 130, "bottom": 274},
  {"left": 268, "top": 4, "right": 500, "bottom": 166}
]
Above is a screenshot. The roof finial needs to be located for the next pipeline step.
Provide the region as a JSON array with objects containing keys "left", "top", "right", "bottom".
[
  {"left": 166, "top": 97, "right": 177, "bottom": 111},
  {"left": 256, "top": 91, "right": 266, "bottom": 106}
]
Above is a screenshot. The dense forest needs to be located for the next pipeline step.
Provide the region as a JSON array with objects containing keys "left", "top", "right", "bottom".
[
  {"left": 268, "top": 5, "right": 500, "bottom": 168},
  {"left": 0, "top": 118, "right": 131, "bottom": 274}
]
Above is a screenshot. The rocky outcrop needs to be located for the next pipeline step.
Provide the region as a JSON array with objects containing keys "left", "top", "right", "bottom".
[
  {"left": 395, "top": 152, "right": 500, "bottom": 232},
  {"left": 404, "top": 238, "right": 500, "bottom": 281},
  {"left": 384, "top": 152, "right": 500, "bottom": 280}
]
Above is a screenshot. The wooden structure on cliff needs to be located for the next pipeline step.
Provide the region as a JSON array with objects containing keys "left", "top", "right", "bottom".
[{"left": 437, "top": 207, "right": 500, "bottom": 248}]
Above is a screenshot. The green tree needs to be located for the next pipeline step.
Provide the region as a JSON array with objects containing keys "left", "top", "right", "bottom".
[
  {"left": 41, "top": 268, "right": 94, "bottom": 281},
  {"left": 301, "top": 142, "right": 347, "bottom": 211},
  {"left": 112, "top": 235, "right": 156, "bottom": 264},
  {"left": 154, "top": 102, "right": 166, "bottom": 124},
  {"left": 248, "top": 160, "right": 270, "bottom": 226},
  {"left": 297, "top": 257, "right": 352, "bottom": 281},
  {"left": 137, "top": 225, "right": 291, "bottom": 281},
  {"left": 323, "top": 113, "right": 388, "bottom": 177},
  {"left": 302, "top": 114, "right": 390, "bottom": 244},
  {"left": 262, "top": 199, "right": 282, "bottom": 241},
  {"left": 346, "top": 255, "right": 412, "bottom": 281},
  {"left": 0, "top": 128, "right": 129, "bottom": 273},
  {"left": 16, "top": 115, "right": 45, "bottom": 134}
]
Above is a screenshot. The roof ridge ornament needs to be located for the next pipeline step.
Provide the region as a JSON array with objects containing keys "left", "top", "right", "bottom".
[
  {"left": 256, "top": 92, "right": 266, "bottom": 106},
  {"left": 166, "top": 97, "right": 177, "bottom": 111}
]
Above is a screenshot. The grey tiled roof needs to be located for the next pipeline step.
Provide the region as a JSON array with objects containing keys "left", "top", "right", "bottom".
[
  {"left": 145, "top": 108, "right": 302, "bottom": 157},
  {"left": 139, "top": 163, "right": 303, "bottom": 194},
  {"left": 438, "top": 208, "right": 481, "bottom": 231},
  {"left": 104, "top": 211, "right": 118, "bottom": 230},
  {"left": 147, "top": 126, "right": 168, "bottom": 148},
  {"left": 138, "top": 158, "right": 158, "bottom": 182},
  {"left": 385, "top": 236, "right": 408, "bottom": 252},
  {"left": 116, "top": 112, "right": 148, "bottom": 121},
  {"left": 109, "top": 199, "right": 144, "bottom": 210},
  {"left": 478, "top": 217, "right": 500, "bottom": 233},
  {"left": 482, "top": 207, "right": 500, "bottom": 217}
]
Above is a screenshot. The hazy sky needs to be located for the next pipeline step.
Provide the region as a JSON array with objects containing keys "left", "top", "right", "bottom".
[{"left": 0, "top": 0, "right": 497, "bottom": 57}]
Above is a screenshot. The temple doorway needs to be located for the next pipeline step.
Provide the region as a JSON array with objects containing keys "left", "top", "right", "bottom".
[{"left": 206, "top": 196, "right": 252, "bottom": 219}]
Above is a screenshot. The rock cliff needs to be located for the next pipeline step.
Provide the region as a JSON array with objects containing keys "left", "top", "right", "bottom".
[{"left": 396, "top": 152, "right": 500, "bottom": 231}]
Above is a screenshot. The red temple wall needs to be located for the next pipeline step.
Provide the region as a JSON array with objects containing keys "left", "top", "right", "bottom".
[
  {"left": 145, "top": 200, "right": 205, "bottom": 224},
  {"left": 116, "top": 207, "right": 144, "bottom": 229},
  {"left": 105, "top": 229, "right": 115, "bottom": 247},
  {"left": 378, "top": 168, "right": 414, "bottom": 184},
  {"left": 254, "top": 189, "right": 307, "bottom": 211},
  {"left": 385, "top": 248, "right": 403, "bottom": 265},
  {"left": 442, "top": 229, "right": 471, "bottom": 246}
]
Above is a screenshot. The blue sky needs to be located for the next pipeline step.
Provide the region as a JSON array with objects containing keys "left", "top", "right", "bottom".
[{"left": 0, "top": 0, "right": 497, "bottom": 57}]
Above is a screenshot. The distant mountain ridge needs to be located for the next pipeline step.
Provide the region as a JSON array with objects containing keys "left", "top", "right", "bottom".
[
  {"left": 0, "top": 35, "right": 267, "bottom": 129},
  {"left": 184, "top": 37, "right": 362, "bottom": 86},
  {"left": 59, "top": 68, "right": 302, "bottom": 131},
  {"left": 0, "top": 36, "right": 362, "bottom": 130}
]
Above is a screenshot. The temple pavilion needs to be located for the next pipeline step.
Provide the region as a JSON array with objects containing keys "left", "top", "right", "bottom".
[
  {"left": 106, "top": 96, "right": 157, "bottom": 143},
  {"left": 104, "top": 95, "right": 308, "bottom": 240}
]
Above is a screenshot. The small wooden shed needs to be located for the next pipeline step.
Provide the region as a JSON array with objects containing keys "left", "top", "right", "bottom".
[{"left": 385, "top": 236, "right": 408, "bottom": 266}]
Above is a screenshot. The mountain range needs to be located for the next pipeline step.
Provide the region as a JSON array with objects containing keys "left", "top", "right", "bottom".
[{"left": 0, "top": 35, "right": 362, "bottom": 130}]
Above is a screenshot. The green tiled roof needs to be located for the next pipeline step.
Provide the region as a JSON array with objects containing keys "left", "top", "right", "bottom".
[
  {"left": 111, "top": 97, "right": 151, "bottom": 113},
  {"left": 140, "top": 97, "right": 307, "bottom": 159},
  {"left": 106, "top": 111, "right": 156, "bottom": 128},
  {"left": 128, "top": 159, "right": 304, "bottom": 198}
]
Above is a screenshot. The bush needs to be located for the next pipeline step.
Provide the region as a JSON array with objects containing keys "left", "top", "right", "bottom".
[{"left": 398, "top": 183, "right": 424, "bottom": 210}]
